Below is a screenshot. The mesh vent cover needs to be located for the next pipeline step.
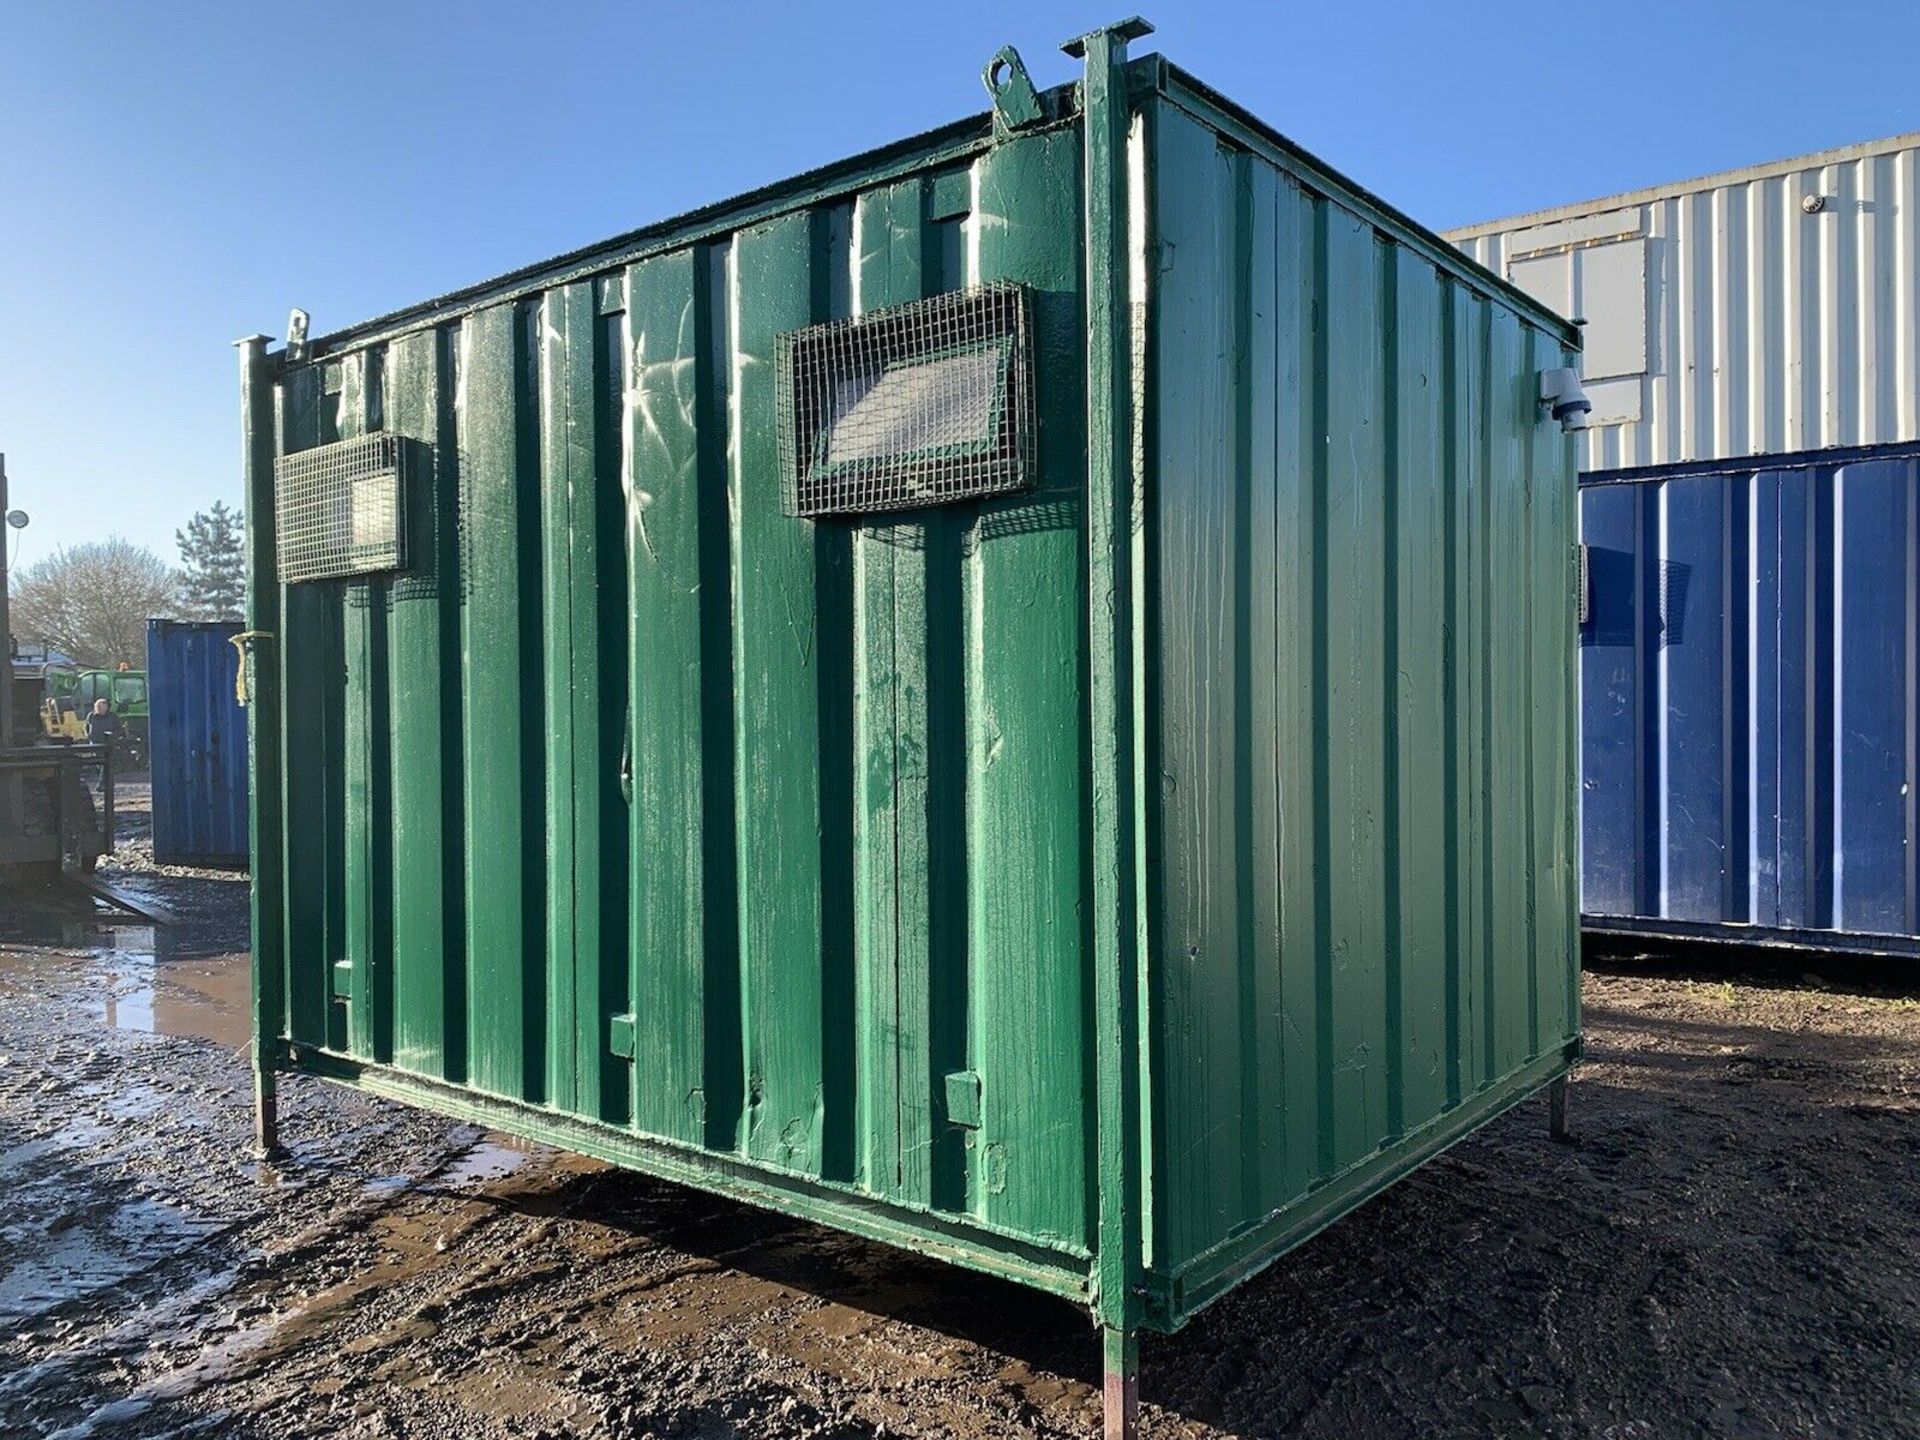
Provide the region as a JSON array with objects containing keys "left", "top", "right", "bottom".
[
  {"left": 274, "top": 434, "right": 414, "bottom": 584},
  {"left": 776, "top": 283, "right": 1035, "bottom": 518}
]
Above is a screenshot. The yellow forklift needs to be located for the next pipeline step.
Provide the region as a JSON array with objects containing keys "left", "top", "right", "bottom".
[{"left": 40, "top": 662, "right": 150, "bottom": 769}]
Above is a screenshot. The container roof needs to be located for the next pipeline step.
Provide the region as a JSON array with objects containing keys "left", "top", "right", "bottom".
[
  {"left": 301, "top": 95, "right": 1064, "bottom": 357},
  {"left": 1155, "top": 61, "right": 1580, "bottom": 347},
  {"left": 294, "top": 43, "right": 1578, "bottom": 359},
  {"left": 1446, "top": 130, "right": 1920, "bottom": 242}
]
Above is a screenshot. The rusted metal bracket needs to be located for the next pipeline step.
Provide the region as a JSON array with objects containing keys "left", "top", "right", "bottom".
[
  {"left": 229, "top": 630, "right": 273, "bottom": 706},
  {"left": 1549, "top": 1075, "right": 1573, "bottom": 1143},
  {"left": 983, "top": 45, "right": 1044, "bottom": 136}
]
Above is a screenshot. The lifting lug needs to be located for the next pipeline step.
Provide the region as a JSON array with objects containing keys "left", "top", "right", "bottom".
[
  {"left": 983, "top": 44, "right": 1044, "bottom": 135},
  {"left": 285, "top": 308, "right": 311, "bottom": 363}
]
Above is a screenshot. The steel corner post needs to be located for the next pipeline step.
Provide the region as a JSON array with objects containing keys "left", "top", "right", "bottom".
[
  {"left": 1064, "top": 16, "right": 1152, "bottom": 1439},
  {"left": 237, "top": 332, "right": 287, "bottom": 1160}
]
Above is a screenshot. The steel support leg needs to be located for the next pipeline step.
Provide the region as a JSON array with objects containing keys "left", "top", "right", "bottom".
[
  {"left": 1102, "top": 1326, "right": 1138, "bottom": 1440},
  {"left": 254, "top": 1064, "right": 283, "bottom": 1160},
  {"left": 1548, "top": 1074, "right": 1571, "bottom": 1144}
]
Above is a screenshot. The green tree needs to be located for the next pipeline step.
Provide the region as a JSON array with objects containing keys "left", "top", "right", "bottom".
[{"left": 176, "top": 500, "right": 245, "bottom": 621}]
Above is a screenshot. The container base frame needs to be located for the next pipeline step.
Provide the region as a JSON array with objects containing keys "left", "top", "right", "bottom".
[
  {"left": 271, "top": 1045, "right": 1095, "bottom": 1305},
  {"left": 1144, "top": 1042, "right": 1581, "bottom": 1332},
  {"left": 1585, "top": 913, "right": 1920, "bottom": 961}
]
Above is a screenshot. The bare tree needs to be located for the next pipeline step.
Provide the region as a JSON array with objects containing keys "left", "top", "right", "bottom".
[{"left": 9, "top": 538, "right": 180, "bottom": 667}]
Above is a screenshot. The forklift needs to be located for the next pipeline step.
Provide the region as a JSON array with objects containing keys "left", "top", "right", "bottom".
[
  {"left": 40, "top": 662, "right": 150, "bottom": 770},
  {"left": 0, "top": 453, "right": 112, "bottom": 884}
]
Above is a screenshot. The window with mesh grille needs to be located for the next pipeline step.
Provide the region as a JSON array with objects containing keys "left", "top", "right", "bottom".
[
  {"left": 273, "top": 434, "right": 414, "bottom": 584},
  {"left": 776, "top": 283, "right": 1035, "bottom": 518}
]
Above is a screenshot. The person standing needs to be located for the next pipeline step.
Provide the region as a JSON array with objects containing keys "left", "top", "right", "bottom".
[{"left": 82, "top": 696, "right": 118, "bottom": 790}]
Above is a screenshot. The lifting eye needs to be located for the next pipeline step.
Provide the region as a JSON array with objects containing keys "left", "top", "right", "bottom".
[{"left": 981, "top": 44, "right": 1042, "bottom": 132}]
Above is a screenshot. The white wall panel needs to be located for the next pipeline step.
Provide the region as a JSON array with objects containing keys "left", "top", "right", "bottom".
[{"left": 1450, "top": 134, "right": 1920, "bottom": 470}]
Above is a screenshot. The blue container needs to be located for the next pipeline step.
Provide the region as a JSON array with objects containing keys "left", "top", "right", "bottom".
[
  {"left": 1580, "top": 443, "right": 1920, "bottom": 955},
  {"left": 147, "top": 618, "right": 249, "bottom": 869}
]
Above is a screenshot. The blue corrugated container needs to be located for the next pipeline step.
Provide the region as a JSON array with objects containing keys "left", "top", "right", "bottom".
[
  {"left": 1580, "top": 443, "right": 1920, "bottom": 954},
  {"left": 147, "top": 618, "right": 249, "bottom": 869}
]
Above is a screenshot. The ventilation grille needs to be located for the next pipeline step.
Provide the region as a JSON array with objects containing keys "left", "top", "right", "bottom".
[
  {"left": 776, "top": 283, "right": 1035, "bottom": 518},
  {"left": 274, "top": 434, "right": 413, "bottom": 584}
]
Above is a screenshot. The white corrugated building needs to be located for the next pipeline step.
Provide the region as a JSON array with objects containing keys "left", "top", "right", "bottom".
[{"left": 1448, "top": 132, "right": 1919, "bottom": 472}]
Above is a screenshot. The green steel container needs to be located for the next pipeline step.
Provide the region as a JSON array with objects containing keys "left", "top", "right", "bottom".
[{"left": 240, "top": 23, "right": 1580, "bottom": 1434}]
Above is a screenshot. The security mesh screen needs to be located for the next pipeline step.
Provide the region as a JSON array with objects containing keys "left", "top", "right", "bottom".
[
  {"left": 776, "top": 283, "right": 1034, "bottom": 518},
  {"left": 274, "top": 433, "right": 412, "bottom": 583}
]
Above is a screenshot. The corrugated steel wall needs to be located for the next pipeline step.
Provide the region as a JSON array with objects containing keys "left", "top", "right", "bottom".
[
  {"left": 251, "top": 56, "right": 1583, "bottom": 1330},
  {"left": 1148, "top": 93, "right": 1581, "bottom": 1286},
  {"left": 1451, "top": 135, "right": 1920, "bottom": 472},
  {"left": 147, "top": 618, "right": 248, "bottom": 868},
  {"left": 266, "top": 120, "right": 1098, "bottom": 1271},
  {"left": 1581, "top": 447, "right": 1920, "bottom": 950}
]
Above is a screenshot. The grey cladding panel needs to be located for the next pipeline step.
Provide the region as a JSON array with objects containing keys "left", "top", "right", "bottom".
[
  {"left": 1506, "top": 238, "right": 1648, "bottom": 394},
  {"left": 1577, "top": 239, "right": 1647, "bottom": 380}
]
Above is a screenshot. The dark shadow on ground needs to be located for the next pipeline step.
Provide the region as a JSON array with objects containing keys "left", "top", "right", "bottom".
[{"left": 1585, "top": 931, "right": 1920, "bottom": 998}]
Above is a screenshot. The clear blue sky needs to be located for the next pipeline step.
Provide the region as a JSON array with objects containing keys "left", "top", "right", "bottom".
[{"left": 2, "top": 0, "right": 1912, "bottom": 565}]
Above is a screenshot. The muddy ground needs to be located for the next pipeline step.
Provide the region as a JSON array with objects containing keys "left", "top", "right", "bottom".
[{"left": 3, "top": 790, "right": 1918, "bottom": 1438}]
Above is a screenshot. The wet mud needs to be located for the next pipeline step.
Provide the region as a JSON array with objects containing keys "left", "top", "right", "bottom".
[{"left": 4, "top": 811, "right": 1919, "bottom": 1438}]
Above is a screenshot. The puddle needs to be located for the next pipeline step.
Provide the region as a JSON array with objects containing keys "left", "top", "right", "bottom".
[
  {"left": 0, "top": 926, "right": 252, "bottom": 1050},
  {"left": 0, "top": 1195, "right": 231, "bottom": 1327},
  {"left": 361, "top": 1132, "right": 543, "bottom": 1199},
  {"left": 441, "top": 1134, "right": 541, "bottom": 1186},
  {"left": 97, "top": 946, "right": 252, "bottom": 1051},
  {"left": 0, "top": 901, "right": 149, "bottom": 949}
]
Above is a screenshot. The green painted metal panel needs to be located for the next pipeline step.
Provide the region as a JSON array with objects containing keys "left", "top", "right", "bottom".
[
  {"left": 385, "top": 328, "right": 465, "bottom": 1080},
  {"left": 625, "top": 241, "right": 734, "bottom": 1151},
  {"left": 731, "top": 210, "right": 847, "bottom": 1177},
  {"left": 273, "top": 362, "right": 349, "bottom": 1056},
  {"left": 261, "top": 112, "right": 1102, "bottom": 1273},
  {"left": 537, "top": 285, "right": 582, "bottom": 1113},
  {"left": 457, "top": 301, "right": 549, "bottom": 1104},
  {"left": 1143, "top": 91, "right": 1581, "bottom": 1304},
  {"left": 967, "top": 125, "right": 1091, "bottom": 1248},
  {"left": 249, "top": 42, "right": 1580, "bottom": 1352},
  {"left": 849, "top": 184, "right": 910, "bottom": 1204},
  {"left": 334, "top": 350, "right": 392, "bottom": 1066}
]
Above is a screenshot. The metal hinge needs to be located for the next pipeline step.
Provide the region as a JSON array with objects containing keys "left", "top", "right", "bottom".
[{"left": 1575, "top": 543, "right": 1590, "bottom": 626}]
